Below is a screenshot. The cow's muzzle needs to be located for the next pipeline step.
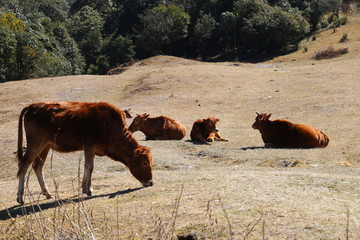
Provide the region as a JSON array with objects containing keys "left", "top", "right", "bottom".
[{"left": 142, "top": 180, "right": 154, "bottom": 187}]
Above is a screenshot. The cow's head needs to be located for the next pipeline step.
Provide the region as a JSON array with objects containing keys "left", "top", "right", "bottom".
[
  {"left": 205, "top": 117, "right": 220, "bottom": 133},
  {"left": 128, "top": 113, "right": 150, "bottom": 133},
  {"left": 252, "top": 112, "right": 271, "bottom": 129},
  {"left": 128, "top": 146, "right": 153, "bottom": 187}
]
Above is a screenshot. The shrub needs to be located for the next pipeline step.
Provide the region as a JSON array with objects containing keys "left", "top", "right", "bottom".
[
  {"left": 339, "top": 33, "right": 348, "bottom": 43},
  {"left": 312, "top": 46, "right": 348, "bottom": 60}
]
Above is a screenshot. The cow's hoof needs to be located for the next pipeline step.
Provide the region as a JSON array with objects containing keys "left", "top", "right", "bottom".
[
  {"left": 43, "top": 192, "right": 54, "bottom": 199},
  {"left": 17, "top": 196, "right": 24, "bottom": 205},
  {"left": 206, "top": 138, "right": 213, "bottom": 142},
  {"left": 86, "top": 191, "right": 94, "bottom": 197}
]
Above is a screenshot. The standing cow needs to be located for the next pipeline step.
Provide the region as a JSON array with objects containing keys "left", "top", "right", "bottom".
[
  {"left": 16, "top": 102, "right": 153, "bottom": 205},
  {"left": 252, "top": 112, "right": 329, "bottom": 148},
  {"left": 128, "top": 113, "right": 186, "bottom": 140},
  {"left": 190, "top": 117, "right": 228, "bottom": 143}
]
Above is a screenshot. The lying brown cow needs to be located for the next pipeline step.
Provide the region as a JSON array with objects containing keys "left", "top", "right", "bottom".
[
  {"left": 252, "top": 112, "right": 329, "bottom": 148},
  {"left": 128, "top": 113, "right": 186, "bottom": 140},
  {"left": 190, "top": 117, "right": 228, "bottom": 143},
  {"left": 17, "top": 102, "right": 153, "bottom": 205}
]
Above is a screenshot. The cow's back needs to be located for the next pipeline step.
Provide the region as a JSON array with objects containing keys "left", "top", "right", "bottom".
[
  {"left": 163, "top": 117, "right": 186, "bottom": 139},
  {"left": 268, "top": 120, "right": 329, "bottom": 148},
  {"left": 23, "top": 102, "right": 126, "bottom": 151}
]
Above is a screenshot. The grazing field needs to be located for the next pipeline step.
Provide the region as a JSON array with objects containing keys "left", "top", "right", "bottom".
[{"left": 0, "top": 13, "right": 360, "bottom": 240}]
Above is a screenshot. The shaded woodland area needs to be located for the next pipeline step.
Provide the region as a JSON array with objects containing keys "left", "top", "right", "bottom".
[{"left": 0, "top": 0, "right": 352, "bottom": 81}]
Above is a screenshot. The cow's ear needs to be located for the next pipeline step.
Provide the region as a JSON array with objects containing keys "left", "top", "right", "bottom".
[
  {"left": 134, "top": 148, "right": 147, "bottom": 157},
  {"left": 267, "top": 113, "right": 272, "bottom": 119},
  {"left": 256, "top": 112, "right": 259, "bottom": 116},
  {"left": 144, "top": 113, "right": 150, "bottom": 119}
]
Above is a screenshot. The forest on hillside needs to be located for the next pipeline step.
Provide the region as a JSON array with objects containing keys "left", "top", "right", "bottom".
[{"left": 0, "top": 0, "right": 352, "bottom": 81}]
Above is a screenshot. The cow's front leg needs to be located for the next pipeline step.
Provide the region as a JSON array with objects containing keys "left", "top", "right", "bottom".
[
  {"left": 206, "top": 132, "right": 216, "bottom": 142},
  {"left": 214, "top": 132, "right": 228, "bottom": 142},
  {"left": 82, "top": 146, "right": 95, "bottom": 196}
]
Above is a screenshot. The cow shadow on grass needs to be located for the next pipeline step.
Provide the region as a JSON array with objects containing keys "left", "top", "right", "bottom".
[
  {"left": 0, "top": 187, "right": 143, "bottom": 221},
  {"left": 184, "top": 140, "right": 212, "bottom": 145}
]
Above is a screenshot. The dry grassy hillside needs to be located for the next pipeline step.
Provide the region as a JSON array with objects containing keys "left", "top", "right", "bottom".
[{"left": 0, "top": 12, "right": 360, "bottom": 240}]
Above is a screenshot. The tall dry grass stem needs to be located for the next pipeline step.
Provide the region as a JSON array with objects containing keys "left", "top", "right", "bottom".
[
  {"left": 170, "top": 184, "right": 184, "bottom": 239},
  {"left": 218, "top": 195, "right": 233, "bottom": 239},
  {"left": 346, "top": 206, "right": 350, "bottom": 240}
]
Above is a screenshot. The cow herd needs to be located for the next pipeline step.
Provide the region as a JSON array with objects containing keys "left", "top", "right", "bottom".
[{"left": 15, "top": 101, "right": 329, "bottom": 205}]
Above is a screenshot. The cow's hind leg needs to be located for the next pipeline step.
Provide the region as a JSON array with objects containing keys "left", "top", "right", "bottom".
[
  {"left": 82, "top": 146, "right": 95, "bottom": 196},
  {"left": 32, "top": 146, "right": 53, "bottom": 200},
  {"left": 17, "top": 147, "right": 43, "bottom": 204}
]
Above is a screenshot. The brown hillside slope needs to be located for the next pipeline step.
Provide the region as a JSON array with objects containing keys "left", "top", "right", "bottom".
[{"left": 0, "top": 12, "right": 359, "bottom": 240}]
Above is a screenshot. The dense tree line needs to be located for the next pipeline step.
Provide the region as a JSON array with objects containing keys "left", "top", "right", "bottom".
[{"left": 0, "top": 0, "right": 347, "bottom": 81}]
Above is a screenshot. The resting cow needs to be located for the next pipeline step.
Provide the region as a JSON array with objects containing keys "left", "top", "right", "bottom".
[
  {"left": 190, "top": 117, "right": 228, "bottom": 143},
  {"left": 252, "top": 112, "right": 329, "bottom": 148},
  {"left": 128, "top": 113, "right": 186, "bottom": 140},
  {"left": 16, "top": 102, "right": 153, "bottom": 205}
]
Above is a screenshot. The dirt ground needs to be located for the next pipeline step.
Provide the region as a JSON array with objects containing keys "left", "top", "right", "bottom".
[{"left": 0, "top": 12, "right": 360, "bottom": 240}]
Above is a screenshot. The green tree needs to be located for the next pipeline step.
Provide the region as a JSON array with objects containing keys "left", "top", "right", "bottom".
[
  {"left": 107, "top": 0, "right": 158, "bottom": 35},
  {"left": 0, "top": 26, "right": 17, "bottom": 81},
  {"left": 241, "top": 6, "right": 310, "bottom": 51},
  {"left": 305, "top": 0, "right": 342, "bottom": 31},
  {"left": 137, "top": 4, "right": 190, "bottom": 56},
  {"left": 194, "top": 13, "right": 216, "bottom": 58},
  {"left": 70, "top": 0, "right": 114, "bottom": 17},
  {"left": 68, "top": 6, "right": 104, "bottom": 70},
  {"left": 102, "top": 34, "right": 135, "bottom": 70},
  {"left": 39, "top": 0, "right": 70, "bottom": 22}
]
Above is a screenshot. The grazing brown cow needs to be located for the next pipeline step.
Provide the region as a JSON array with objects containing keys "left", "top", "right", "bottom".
[
  {"left": 128, "top": 113, "right": 186, "bottom": 140},
  {"left": 190, "top": 117, "right": 228, "bottom": 143},
  {"left": 16, "top": 102, "right": 153, "bottom": 205},
  {"left": 252, "top": 112, "right": 329, "bottom": 148}
]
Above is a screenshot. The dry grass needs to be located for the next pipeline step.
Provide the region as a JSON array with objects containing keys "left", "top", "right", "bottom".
[{"left": 1, "top": 9, "right": 360, "bottom": 240}]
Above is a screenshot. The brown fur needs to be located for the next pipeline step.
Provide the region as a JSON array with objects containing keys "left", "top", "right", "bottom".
[
  {"left": 190, "top": 117, "right": 228, "bottom": 143},
  {"left": 16, "top": 102, "right": 153, "bottom": 205},
  {"left": 128, "top": 113, "right": 186, "bottom": 140},
  {"left": 252, "top": 113, "right": 329, "bottom": 148}
]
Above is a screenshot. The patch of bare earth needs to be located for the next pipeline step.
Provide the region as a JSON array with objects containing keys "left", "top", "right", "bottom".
[{"left": 1, "top": 12, "right": 360, "bottom": 240}]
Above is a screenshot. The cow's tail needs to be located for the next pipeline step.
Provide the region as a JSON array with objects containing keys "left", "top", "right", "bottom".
[{"left": 17, "top": 106, "right": 29, "bottom": 176}]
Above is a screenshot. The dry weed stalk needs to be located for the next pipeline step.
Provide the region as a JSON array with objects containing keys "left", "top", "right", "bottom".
[
  {"left": 170, "top": 184, "right": 184, "bottom": 239},
  {"left": 206, "top": 195, "right": 234, "bottom": 239},
  {"left": 218, "top": 195, "right": 233, "bottom": 239},
  {"left": 243, "top": 216, "right": 263, "bottom": 239},
  {"left": 346, "top": 206, "right": 350, "bottom": 240}
]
